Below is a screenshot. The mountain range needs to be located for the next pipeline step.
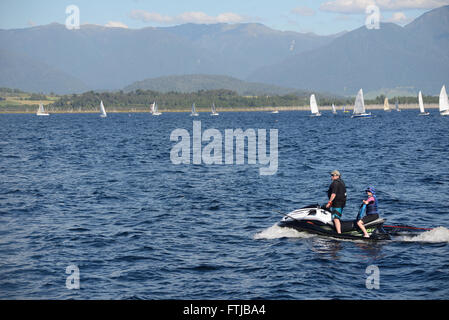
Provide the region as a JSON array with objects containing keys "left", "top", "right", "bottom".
[
  {"left": 248, "top": 5, "right": 449, "bottom": 96},
  {"left": 0, "top": 22, "right": 336, "bottom": 94},
  {"left": 0, "top": 5, "right": 448, "bottom": 96}
]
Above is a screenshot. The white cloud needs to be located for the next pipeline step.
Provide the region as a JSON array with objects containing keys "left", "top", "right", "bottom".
[
  {"left": 388, "top": 11, "right": 411, "bottom": 23},
  {"left": 105, "top": 21, "right": 129, "bottom": 28},
  {"left": 320, "top": 0, "right": 449, "bottom": 14},
  {"left": 129, "top": 10, "right": 246, "bottom": 25},
  {"left": 291, "top": 6, "right": 316, "bottom": 16}
]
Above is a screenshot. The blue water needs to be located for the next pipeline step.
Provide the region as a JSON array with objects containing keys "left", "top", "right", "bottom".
[{"left": 1, "top": 110, "right": 448, "bottom": 300}]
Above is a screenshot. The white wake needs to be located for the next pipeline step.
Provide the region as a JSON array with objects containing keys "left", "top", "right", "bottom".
[
  {"left": 253, "top": 224, "right": 314, "bottom": 240},
  {"left": 396, "top": 227, "right": 449, "bottom": 243}
]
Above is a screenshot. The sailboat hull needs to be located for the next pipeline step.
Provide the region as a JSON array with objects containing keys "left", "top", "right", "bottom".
[
  {"left": 351, "top": 113, "right": 373, "bottom": 118},
  {"left": 441, "top": 110, "right": 449, "bottom": 116},
  {"left": 418, "top": 112, "right": 430, "bottom": 116}
]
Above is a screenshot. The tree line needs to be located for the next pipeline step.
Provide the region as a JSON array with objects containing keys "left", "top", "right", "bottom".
[
  {"left": 49, "top": 89, "right": 439, "bottom": 111},
  {"left": 1, "top": 87, "right": 441, "bottom": 111}
]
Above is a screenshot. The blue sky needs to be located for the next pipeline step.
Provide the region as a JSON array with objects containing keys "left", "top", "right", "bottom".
[{"left": 1, "top": 0, "right": 448, "bottom": 34}]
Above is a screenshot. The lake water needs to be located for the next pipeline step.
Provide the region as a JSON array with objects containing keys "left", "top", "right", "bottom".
[{"left": 1, "top": 110, "right": 448, "bottom": 300}]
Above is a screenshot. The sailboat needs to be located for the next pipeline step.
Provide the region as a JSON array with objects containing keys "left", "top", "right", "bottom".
[
  {"left": 310, "top": 94, "right": 321, "bottom": 117},
  {"left": 211, "top": 102, "right": 219, "bottom": 116},
  {"left": 151, "top": 101, "right": 162, "bottom": 116},
  {"left": 191, "top": 102, "right": 199, "bottom": 116},
  {"left": 36, "top": 102, "right": 49, "bottom": 116},
  {"left": 383, "top": 97, "right": 391, "bottom": 112},
  {"left": 439, "top": 85, "right": 449, "bottom": 116},
  {"left": 351, "top": 89, "right": 372, "bottom": 118},
  {"left": 418, "top": 91, "right": 429, "bottom": 116},
  {"left": 100, "top": 100, "right": 107, "bottom": 118},
  {"left": 395, "top": 98, "right": 401, "bottom": 112},
  {"left": 332, "top": 103, "right": 337, "bottom": 114}
]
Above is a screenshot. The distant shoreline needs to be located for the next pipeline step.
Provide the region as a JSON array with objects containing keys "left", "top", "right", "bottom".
[{"left": 0, "top": 104, "right": 440, "bottom": 114}]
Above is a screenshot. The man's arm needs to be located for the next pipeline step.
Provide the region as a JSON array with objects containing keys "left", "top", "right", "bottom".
[{"left": 326, "top": 193, "right": 336, "bottom": 208}]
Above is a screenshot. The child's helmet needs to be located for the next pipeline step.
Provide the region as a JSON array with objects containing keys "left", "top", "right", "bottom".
[{"left": 365, "top": 186, "right": 376, "bottom": 194}]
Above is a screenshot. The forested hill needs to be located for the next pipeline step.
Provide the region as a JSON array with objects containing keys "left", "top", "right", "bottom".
[{"left": 124, "top": 74, "right": 305, "bottom": 96}]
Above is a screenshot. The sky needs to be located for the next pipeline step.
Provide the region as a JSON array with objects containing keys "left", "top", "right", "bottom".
[{"left": 1, "top": 0, "right": 449, "bottom": 35}]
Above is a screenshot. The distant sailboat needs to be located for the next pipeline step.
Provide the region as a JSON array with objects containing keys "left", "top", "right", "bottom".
[
  {"left": 395, "top": 98, "right": 401, "bottom": 112},
  {"left": 151, "top": 101, "right": 162, "bottom": 116},
  {"left": 211, "top": 102, "right": 219, "bottom": 116},
  {"left": 191, "top": 102, "right": 199, "bottom": 116},
  {"left": 439, "top": 85, "right": 449, "bottom": 116},
  {"left": 351, "top": 89, "right": 372, "bottom": 118},
  {"left": 332, "top": 103, "right": 337, "bottom": 114},
  {"left": 418, "top": 91, "right": 430, "bottom": 116},
  {"left": 100, "top": 100, "right": 107, "bottom": 118},
  {"left": 36, "top": 102, "right": 49, "bottom": 116},
  {"left": 310, "top": 94, "right": 321, "bottom": 117},
  {"left": 383, "top": 97, "right": 391, "bottom": 112}
]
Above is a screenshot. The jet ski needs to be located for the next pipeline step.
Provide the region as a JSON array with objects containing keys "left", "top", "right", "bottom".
[{"left": 278, "top": 204, "right": 390, "bottom": 240}]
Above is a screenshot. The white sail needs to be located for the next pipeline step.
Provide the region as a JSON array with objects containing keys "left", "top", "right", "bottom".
[
  {"left": 100, "top": 100, "right": 107, "bottom": 117},
  {"left": 332, "top": 103, "right": 337, "bottom": 114},
  {"left": 439, "top": 85, "right": 449, "bottom": 115},
  {"left": 418, "top": 91, "right": 425, "bottom": 113},
  {"left": 36, "top": 102, "right": 49, "bottom": 116},
  {"left": 384, "top": 97, "right": 390, "bottom": 111},
  {"left": 352, "top": 89, "right": 372, "bottom": 118},
  {"left": 191, "top": 102, "right": 199, "bottom": 116},
  {"left": 152, "top": 101, "right": 161, "bottom": 115},
  {"left": 353, "top": 89, "right": 365, "bottom": 114},
  {"left": 395, "top": 98, "right": 400, "bottom": 112},
  {"left": 211, "top": 102, "right": 219, "bottom": 116},
  {"left": 418, "top": 91, "right": 429, "bottom": 115},
  {"left": 310, "top": 94, "right": 321, "bottom": 116}
]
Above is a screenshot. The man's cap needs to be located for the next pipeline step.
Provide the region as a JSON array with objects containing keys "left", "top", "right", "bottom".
[{"left": 331, "top": 170, "right": 341, "bottom": 176}]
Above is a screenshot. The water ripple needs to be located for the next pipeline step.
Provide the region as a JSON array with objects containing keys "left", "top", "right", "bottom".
[{"left": 0, "top": 111, "right": 448, "bottom": 299}]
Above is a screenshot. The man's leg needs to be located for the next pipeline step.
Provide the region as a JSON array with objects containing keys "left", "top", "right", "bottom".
[
  {"left": 334, "top": 218, "right": 341, "bottom": 234},
  {"left": 331, "top": 208, "right": 342, "bottom": 234}
]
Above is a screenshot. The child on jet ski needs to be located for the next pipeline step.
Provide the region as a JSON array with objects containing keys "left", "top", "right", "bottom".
[{"left": 356, "top": 186, "right": 379, "bottom": 238}]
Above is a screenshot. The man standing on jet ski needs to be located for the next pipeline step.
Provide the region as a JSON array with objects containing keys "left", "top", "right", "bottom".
[{"left": 326, "top": 170, "right": 347, "bottom": 234}]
